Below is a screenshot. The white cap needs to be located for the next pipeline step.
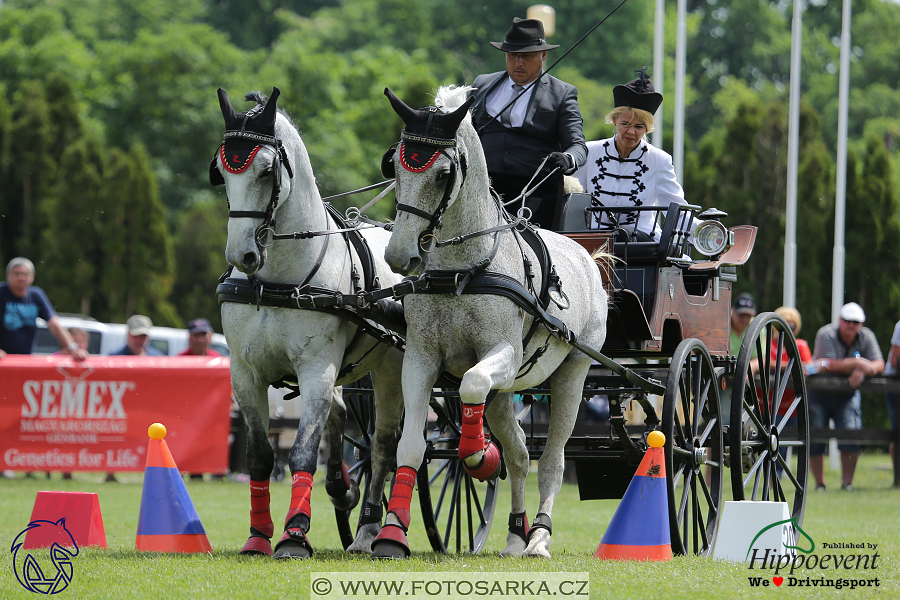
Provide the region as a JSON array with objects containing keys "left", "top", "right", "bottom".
[{"left": 840, "top": 302, "right": 865, "bottom": 323}]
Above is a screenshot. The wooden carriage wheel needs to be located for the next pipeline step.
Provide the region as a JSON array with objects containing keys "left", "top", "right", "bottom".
[
  {"left": 334, "top": 377, "right": 385, "bottom": 550},
  {"left": 730, "top": 312, "right": 809, "bottom": 526},
  {"left": 662, "top": 338, "right": 724, "bottom": 556},
  {"left": 417, "top": 393, "right": 499, "bottom": 554}
]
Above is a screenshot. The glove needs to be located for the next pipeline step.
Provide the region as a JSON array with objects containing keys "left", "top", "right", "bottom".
[{"left": 545, "top": 152, "right": 573, "bottom": 175}]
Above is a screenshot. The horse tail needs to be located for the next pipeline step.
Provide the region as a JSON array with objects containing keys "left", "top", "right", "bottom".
[{"left": 591, "top": 249, "right": 618, "bottom": 300}]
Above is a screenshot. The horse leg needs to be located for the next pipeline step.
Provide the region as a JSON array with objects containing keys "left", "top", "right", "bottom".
[
  {"left": 348, "top": 354, "right": 403, "bottom": 554},
  {"left": 233, "top": 364, "right": 276, "bottom": 557},
  {"left": 457, "top": 342, "right": 519, "bottom": 481},
  {"left": 524, "top": 357, "right": 591, "bottom": 559},
  {"left": 371, "top": 349, "right": 438, "bottom": 559},
  {"left": 273, "top": 380, "right": 333, "bottom": 559},
  {"left": 483, "top": 392, "right": 531, "bottom": 557},
  {"left": 323, "top": 386, "right": 361, "bottom": 512}
]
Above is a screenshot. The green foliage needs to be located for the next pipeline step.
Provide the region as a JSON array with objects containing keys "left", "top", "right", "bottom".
[
  {"left": 171, "top": 196, "right": 230, "bottom": 333},
  {"left": 1, "top": 0, "right": 900, "bottom": 341}
]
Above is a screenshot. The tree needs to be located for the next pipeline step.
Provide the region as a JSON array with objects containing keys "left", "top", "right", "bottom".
[
  {"left": 39, "top": 135, "right": 108, "bottom": 317},
  {"left": 100, "top": 144, "right": 179, "bottom": 325},
  {"left": 171, "top": 197, "right": 230, "bottom": 333}
]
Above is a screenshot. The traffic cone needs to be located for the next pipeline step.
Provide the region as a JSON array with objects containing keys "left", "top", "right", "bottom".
[
  {"left": 135, "top": 423, "right": 213, "bottom": 553},
  {"left": 594, "top": 430, "right": 672, "bottom": 561}
]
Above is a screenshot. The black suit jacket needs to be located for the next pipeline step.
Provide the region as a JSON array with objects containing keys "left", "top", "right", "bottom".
[{"left": 470, "top": 71, "right": 587, "bottom": 180}]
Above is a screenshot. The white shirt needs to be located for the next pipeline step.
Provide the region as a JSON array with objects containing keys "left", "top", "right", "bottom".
[
  {"left": 573, "top": 136, "right": 686, "bottom": 238},
  {"left": 484, "top": 76, "right": 538, "bottom": 128}
]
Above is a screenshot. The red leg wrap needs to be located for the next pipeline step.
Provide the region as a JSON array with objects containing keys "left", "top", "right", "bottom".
[
  {"left": 386, "top": 466, "right": 417, "bottom": 530},
  {"left": 458, "top": 403, "right": 486, "bottom": 460},
  {"left": 284, "top": 471, "right": 313, "bottom": 526},
  {"left": 249, "top": 479, "right": 274, "bottom": 538}
]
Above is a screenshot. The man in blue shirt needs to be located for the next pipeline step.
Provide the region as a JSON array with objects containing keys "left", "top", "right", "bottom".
[
  {"left": 0, "top": 257, "right": 87, "bottom": 360},
  {"left": 110, "top": 314, "right": 165, "bottom": 356}
]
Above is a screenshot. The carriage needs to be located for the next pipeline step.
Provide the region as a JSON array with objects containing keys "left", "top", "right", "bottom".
[
  {"left": 331, "top": 196, "right": 809, "bottom": 558},
  {"left": 212, "top": 86, "right": 809, "bottom": 559}
]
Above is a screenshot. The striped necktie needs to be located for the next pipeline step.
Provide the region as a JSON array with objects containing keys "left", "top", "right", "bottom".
[{"left": 501, "top": 84, "right": 524, "bottom": 126}]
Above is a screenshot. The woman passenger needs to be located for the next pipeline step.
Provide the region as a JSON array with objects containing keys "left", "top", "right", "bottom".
[{"left": 573, "top": 68, "right": 686, "bottom": 242}]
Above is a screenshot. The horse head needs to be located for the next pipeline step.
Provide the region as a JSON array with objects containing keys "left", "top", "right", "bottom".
[
  {"left": 211, "top": 87, "right": 296, "bottom": 275},
  {"left": 383, "top": 87, "right": 475, "bottom": 275}
]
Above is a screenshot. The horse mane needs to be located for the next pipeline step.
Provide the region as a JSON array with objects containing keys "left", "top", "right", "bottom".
[
  {"left": 434, "top": 85, "right": 474, "bottom": 119},
  {"left": 242, "top": 90, "right": 299, "bottom": 132}
]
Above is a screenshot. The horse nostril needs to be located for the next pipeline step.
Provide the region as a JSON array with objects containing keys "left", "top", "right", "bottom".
[
  {"left": 242, "top": 252, "right": 258, "bottom": 268},
  {"left": 407, "top": 256, "right": 422, "bottom": 274}
]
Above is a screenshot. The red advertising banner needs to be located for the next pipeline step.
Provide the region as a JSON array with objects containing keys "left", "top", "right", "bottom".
[{"left": 0, "top": 355, "right": 232, "bottom": 473}]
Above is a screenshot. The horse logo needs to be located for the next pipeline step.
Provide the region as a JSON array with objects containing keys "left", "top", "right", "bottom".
[{"left": 10, "top": 518, "right": 79, "bottom": 594}]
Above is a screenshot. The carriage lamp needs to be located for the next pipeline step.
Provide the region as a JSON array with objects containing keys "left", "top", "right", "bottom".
[{"left": 692, "top": 220, "right": 730, "bottom": 257}]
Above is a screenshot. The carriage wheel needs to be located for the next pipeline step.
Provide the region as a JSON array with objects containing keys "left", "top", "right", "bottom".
[
  {"left": 334, "top": 377, "right": 384, "bottom": 550},
  {"left": 730, "top": 313, "right": 809, "bottom": 526},
  {"left": 417, "top": 393, "right": 499, "bottom": 554},
  {"left": 662, "top": 338, "right": 724, "bottom": 556}
]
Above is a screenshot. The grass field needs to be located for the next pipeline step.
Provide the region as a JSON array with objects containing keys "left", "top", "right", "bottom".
[{"left": 1, "top": 453, "right": 897, "bottom": 599}]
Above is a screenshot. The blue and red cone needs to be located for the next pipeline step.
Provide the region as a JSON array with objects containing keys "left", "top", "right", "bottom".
[
  {"left": 136, "top": 423, "right": 213, "bottom": 553},
  {"left": 594, "top": 430, "right": 672, "bottom": 561}
]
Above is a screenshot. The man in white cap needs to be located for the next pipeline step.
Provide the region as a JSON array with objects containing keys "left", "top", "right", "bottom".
[
  {"left": 110, "top": 315, "right": 164, "bottom": 356},
  {"left": 808, "top": 302, "right": 884, "bottom": 491}
]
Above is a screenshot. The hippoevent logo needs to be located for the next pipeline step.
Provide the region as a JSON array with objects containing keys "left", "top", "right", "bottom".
[
  {"left": 10, "top": 518, "right": 79, "bottom": 594},
  {"left": 746, "top": 518, "right": 880, "bottom": 590}
]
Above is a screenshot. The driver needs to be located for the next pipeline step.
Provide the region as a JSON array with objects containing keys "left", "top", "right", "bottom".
[{"left": 469, "top": 17, "right": 587, "bottom": 230}]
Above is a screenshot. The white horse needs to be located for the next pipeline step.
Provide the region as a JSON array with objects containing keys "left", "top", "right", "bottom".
[
  {"left": 211, "top": 87, "right": 404, "bottom": 558},
  {"left": 371, "top": 86, "right": 608, "bottom": 559}
]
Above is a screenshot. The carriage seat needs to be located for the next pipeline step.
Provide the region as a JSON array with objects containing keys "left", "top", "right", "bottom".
[{"left": 557, "top": 194, "right": 689, "bottom": 264}]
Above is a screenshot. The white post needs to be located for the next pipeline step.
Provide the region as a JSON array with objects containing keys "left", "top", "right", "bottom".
[
  {"left": 828, "top": 0, "right": 853, "bottom": 473},
  {"left": 673, "top": 0, "right": 686, "bottom": 181},
  {"left": 652, "top": 0, "right": 665, "bottom": 149},
  {"left": 832, "top": 0, "right": 852, "bottom": 323},
  {"left": 783, "top": 0, "right": 802, "bottom": 309}
]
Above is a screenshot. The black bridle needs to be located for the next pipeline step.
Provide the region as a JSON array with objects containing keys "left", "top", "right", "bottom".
[
  {"left": 389, "top": 132, "right": 466, "bottom": 254},
  {"left": 210, "top": 129, "right": 295, "bottom": 261}
]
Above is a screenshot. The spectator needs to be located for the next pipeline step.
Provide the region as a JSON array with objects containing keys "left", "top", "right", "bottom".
[
  {"left": 107, "top": 314, "right": 162, "bottom": 482},
  {"left": 720, "top": 292, "right": 759, "bottom": 427},
  {"left": 0, "top": 257, "right": 87, "bottom": 361},
  {"left": 54, "top": 327, "right": 89, "bottom": 355},
  {"left": 180, "top": 318, "right": 224, "bottom": 480},
  {"left": 469, "top": 17, "right": 587, "bottom": 229},
  {"left": 179, "top": 318, "right": 222, "bottom": 357},
  {"left": 809, "top": 302, "right": 884, "bottom": 491},
  {"left": 771, "top": 306, "right": 813, "bottom": 476},
  {"left": 111, "top": 315, "right": 164, "bottom": 356},
  {"left": 573, "top": 69, "right": 686, "bottom": 241},
  {"left": 882, "top": 318, "right": 900, "bottom": 462}
]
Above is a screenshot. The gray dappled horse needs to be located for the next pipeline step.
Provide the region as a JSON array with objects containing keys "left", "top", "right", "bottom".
[
  {"left": 371, "top": 86, "right": 608, "bottom": 559},
  {"left": 211, "top": 87, "right": 403, "bottom": 558}
]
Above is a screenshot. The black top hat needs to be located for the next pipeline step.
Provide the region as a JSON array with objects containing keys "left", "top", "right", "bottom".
[
  {"left": 490, "top": 17, "right": 559, "bottom": 53},
  {"left": 613, "top": 67, "right": 663, "bottom": 115}
]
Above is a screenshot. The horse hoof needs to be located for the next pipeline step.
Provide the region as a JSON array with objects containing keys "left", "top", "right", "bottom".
[
  {"left": 328, "top": 479, "right": 360, "bottom": 512},
  {"left": 371, "top": 525, "right": 410, "bottom": 559},
  {"left": 462, "top": 442, "right": 501, "bottom": 482},
  {"left": 273, "top": 528, "right": 313, "bottom": 559},
  {"left": 240, "top": 536, "right": 273, "bottom": 557}
]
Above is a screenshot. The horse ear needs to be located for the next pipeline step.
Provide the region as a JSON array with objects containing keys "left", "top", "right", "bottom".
[
  {"left": 258, "top": 86, "right": 280, "bottom": 130},
  {"left": 384, "top": 88, "right": 418, "bottom": 125},
  {"left": 218, "top": 88, "right": 237, "bottom": 124},
  {"left": 445, "top": 95, "right": 475, "bottom": 132}
]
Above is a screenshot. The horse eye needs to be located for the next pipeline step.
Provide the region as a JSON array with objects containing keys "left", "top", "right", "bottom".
[
  {"left": 436, "top": 166, "right": 451, "bottom": 181},
  {"left": 260, "top": 167, "right": 273, "bottom": 179}
]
